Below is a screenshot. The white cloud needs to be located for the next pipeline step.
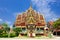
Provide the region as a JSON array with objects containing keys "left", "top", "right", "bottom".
[
  {"left": 0, "top": 18, "right": 3, "bottom": 22},
  {"left": 5, "top": 21, "right": 11, "bottom": 25},
  {"left": 31, "top": 0, "right": 58, "bottom": 21},
  {"left": 0, "top": 8, "right": 10, "bottom": 14}
]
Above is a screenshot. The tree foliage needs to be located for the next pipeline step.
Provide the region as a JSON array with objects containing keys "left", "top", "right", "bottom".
[
  {"left": 2, "top": 23, "right": 10, "bottom": 33},
  {"left": 2, "top": 23, "right": 8, "bottom": 28},
  {"left": 0, "top": 23, "right": 10, "bottom": 37},
  {"left": 53, "top": 18, "right": 60, "bottom": 29},
  {"left": 13, "top": 27, "right": 22, "bottom": 36},
  {"left": 10, "top": 32, "right": 16, "bottom": 38}
]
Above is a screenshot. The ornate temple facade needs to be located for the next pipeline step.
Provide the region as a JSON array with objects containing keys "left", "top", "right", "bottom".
[{"left": 14, "top": 6, "right": 48, "bottom": 37}]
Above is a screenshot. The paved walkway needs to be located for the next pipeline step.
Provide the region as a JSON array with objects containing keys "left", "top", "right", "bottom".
[
  {"left": 0, "top": 37, "right": 60, "bottom": 40},
  {"left": 0, "top": 36, "right": 60, "bottom": 40}
]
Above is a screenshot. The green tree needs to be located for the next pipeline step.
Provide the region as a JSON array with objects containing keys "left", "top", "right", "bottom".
[
  {"left": 53, "top": 18, "right": 60, "bottom": 29},
  {"left": 53, "top": 18, "right": 60, "bottom": 36},
  {"left": 2, "top": 23, "right": 8, "bottom": 28},
  {"left": 13, "top": 27, "right": 22, "bottom": 36},
  {"left": 2, "top": 23, "right": 10, "bottom": 37}
]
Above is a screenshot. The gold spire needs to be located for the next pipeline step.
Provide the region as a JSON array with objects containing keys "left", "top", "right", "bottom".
[{"left": 29, "top": 3, "right": 33, "bottom": 10}]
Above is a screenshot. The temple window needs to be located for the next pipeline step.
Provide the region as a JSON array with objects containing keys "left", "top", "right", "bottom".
[{"left": 22, "top": 28, "right": 26, "bottom": 31}]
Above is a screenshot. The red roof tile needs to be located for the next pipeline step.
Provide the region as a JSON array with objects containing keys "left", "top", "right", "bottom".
[{"left": 36, "top": 23, "right": 45, "bottom": 26}]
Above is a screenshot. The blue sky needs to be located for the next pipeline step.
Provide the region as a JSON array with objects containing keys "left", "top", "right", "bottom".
[{"left": 0, "top": 0, "right": 60, "bottom": 26}]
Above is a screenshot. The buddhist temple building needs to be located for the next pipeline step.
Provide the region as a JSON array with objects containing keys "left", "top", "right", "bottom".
[{"left": 14, "top": 6, "right": 48, "bottom": 37}]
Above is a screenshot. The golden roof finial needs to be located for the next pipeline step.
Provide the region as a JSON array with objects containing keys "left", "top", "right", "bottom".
[{"left": 29, "top": 3, "right": 32, "bottom": 10}]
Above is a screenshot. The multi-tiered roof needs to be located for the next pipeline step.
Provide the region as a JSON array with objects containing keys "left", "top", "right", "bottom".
[{"left": 15, "top": 6, "right": 46, "bottom": 27}]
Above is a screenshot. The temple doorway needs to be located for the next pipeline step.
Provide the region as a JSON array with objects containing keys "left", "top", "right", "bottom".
[{"left": 27, "top": 24, "right": 36, "bottom": 37}]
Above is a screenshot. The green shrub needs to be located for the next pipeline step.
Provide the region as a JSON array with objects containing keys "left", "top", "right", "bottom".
[
  {"left": 10, "top": 32, "right": 16, "bottom": 38},
  {"left": 0, "top": 33, "right": 8, "bottom": 38},
  {"left": 0, "top": 29, "right": 4, "bottom": 37},
  {"left": 13, "top": 27, "right": 22, "bottom": 36},
  {"left": 2, "top": 33, "right": 8, "bottom": 37},
  {"left": 0, "top": 34, "right": 3, "bottom": 37}
]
